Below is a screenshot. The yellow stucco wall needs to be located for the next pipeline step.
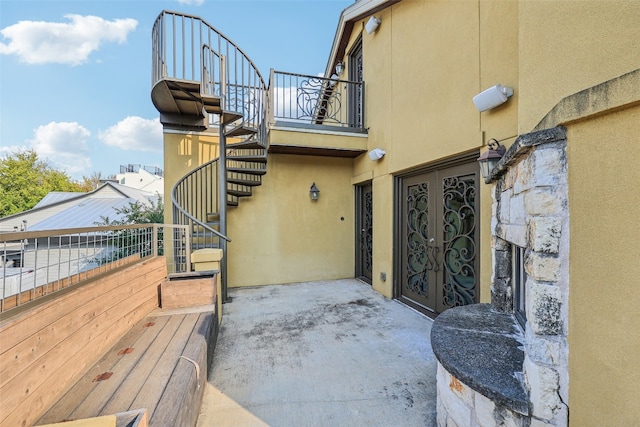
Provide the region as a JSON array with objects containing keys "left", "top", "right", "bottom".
[
  {"left": 226, "top": 154, "right": 355, "bottom": 287},
  {"left": 344, "top": 0, "right": 520, "bottom": 301},
  {"left": 518, "top": 1, "right": 640, "bottom": 133},
  {"left": 163, "top": 131, "right": 221, "bottom": 216},
  {"left": 567, "top": 104, "right": 640, "bottom": 426}
]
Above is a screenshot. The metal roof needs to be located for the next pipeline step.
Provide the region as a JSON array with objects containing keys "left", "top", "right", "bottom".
[
  {"left": 29, "top": 198, "right": 134, "bottom": 230},
  {"left": 0, "top": 181, "right": 161, "bottom": 232},
  {"left": 34, "top": 192, "right": 84, "bottom": 209}
]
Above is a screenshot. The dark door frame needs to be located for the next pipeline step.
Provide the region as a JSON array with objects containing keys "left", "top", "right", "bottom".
[
  {"left": 355, "top": 182, "right": 373, "bottom": 283},
  {"left": 393, "top": 150, "right": 480, "bottom": 316},
  {"left": 348, "top": 37, "right": 364, "bottom": 128}
]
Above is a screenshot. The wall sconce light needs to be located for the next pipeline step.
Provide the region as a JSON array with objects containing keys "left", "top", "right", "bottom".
[
  {"left": 473, "top": 84, "right": 514, "bottom": 112},
  {"left": 477, "top": 139, "right": 506, "bottom": 179},
  {"left": 335, "top": 61, "right": 344, "bottom": 76},
  {"left": 368, "top": 148, "right": 386, "bottom": 161},
  {"left": 310, "top": 182, "right": 320, "bottom": 201},
  {"left": 365, "top": 16, "right": 381, "bottom": 34}
]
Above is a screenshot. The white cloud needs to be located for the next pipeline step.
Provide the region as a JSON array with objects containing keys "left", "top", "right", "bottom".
[
  {"left": 0, "top": 15, "right": 137, "bottom": 65},
  {"left": 99, "top": 117, "right": 162, "bottom": 153},
  {"left": 29, "top": 122, "right": 92, "bottom": 175},
  {"left": 177, "top": 0, "right": 205, "bottom": 5}
]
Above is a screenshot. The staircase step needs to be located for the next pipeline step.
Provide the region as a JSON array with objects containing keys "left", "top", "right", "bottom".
[
  {"left": 225, "top": 124, "right": 258, "bottom": 137},
  {"left": 222, "top": 111, "right": 243, "bottom": 124},
  {"left": 227, "top": 167, "right": 267, "bottom": 176},
  {"left": 227, "top": 155, "right": 267, "bottom": 163},
  {"left": 227, "top": 176, "right": 262, "bottom": 186},
  {"left": 228, "top": 140, "right": 264, "bottom": 150},
  {"left": 202, "top": 94, "right": 222, "bottom": 114},
  {"left": 227, "top": 188, "right": 252, "bottom": 197}
]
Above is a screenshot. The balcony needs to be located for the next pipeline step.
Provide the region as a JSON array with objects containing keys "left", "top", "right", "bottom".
[
  {"left": 0, "top": 226, "right": 437, "bottom": 426},
  {"left": 268, "top": 70, "right": 368, "bottom": 158}
]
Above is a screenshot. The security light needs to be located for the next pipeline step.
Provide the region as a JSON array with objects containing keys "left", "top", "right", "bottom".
[
  {"left": 368, "top": 148, "right": 386, "bottom": 161},
  {"left": 365, "top": 16, "right": 381, "bottom": 34},
  {"left": 473, "top": 84, "right": 514, "bottom": 112}
]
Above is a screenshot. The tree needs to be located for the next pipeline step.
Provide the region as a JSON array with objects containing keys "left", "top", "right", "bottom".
[
  {"left": 93, "top": 196, "right": 165, "bottom": 264},
  {"left": 97, "top": 195, "right": 164, "bottom": 226},
  {"left": 0, "top": 149, "right": 81, "bottom": 217}
]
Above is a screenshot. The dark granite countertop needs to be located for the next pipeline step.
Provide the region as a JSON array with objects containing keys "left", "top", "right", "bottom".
[{"left": 430, "top": 303, "right": 529, "bottom": 415}]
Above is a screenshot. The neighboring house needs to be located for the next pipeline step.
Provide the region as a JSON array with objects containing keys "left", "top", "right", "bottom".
[
  {"left": 0, "top": 181, "right": 159, "bottom": 232},
  {"left": 0, "top": 182, "right": 160, "bottom": 297},
  {"left": 115, "top": 164, "right": 164, "bottom": 196},
  {"left": 151, "top": 2, "right": 639, "bottom": 426}
]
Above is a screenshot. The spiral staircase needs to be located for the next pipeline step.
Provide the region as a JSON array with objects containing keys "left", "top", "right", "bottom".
[{"left": 151, "top": 11, "right": 268, "bottom": 300}]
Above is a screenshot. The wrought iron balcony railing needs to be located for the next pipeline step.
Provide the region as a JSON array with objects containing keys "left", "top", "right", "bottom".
[
  {"left": 269, "top": 70, "right": 365, "bottom": 131},
  {"left": 0, "top": 224, "right": 189, "bottom": 314}
]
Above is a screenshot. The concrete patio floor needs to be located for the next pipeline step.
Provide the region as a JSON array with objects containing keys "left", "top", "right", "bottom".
[{"left": 196, "top": 279, "right": 437, "bottom": 426}]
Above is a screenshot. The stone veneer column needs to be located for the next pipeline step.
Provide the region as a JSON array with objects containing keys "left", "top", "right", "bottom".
[{"left": 491, "top": 128, "right": 569, "bottom": 426}]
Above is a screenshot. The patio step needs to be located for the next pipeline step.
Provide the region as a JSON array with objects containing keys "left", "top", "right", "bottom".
[{"left": 36, "top": 305, "right": 218, "bottom": 427}]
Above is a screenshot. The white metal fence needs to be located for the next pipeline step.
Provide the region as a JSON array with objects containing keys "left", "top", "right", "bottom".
[{"left": 0, "top": 224, "right": 189, "bottom": 313}]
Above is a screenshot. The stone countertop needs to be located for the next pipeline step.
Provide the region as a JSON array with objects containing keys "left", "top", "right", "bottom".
[{"left": 430, "top": 303, "right": 529, "bottom": 415}]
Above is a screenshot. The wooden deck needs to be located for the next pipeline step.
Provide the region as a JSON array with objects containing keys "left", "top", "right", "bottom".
[{"left": 36, "top": 305, "right": 217, "bottom": 427}]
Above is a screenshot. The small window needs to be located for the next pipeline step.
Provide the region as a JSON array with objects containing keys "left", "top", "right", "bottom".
[{"left": 512, "top": 245, "right": 527, "bottom": 327}]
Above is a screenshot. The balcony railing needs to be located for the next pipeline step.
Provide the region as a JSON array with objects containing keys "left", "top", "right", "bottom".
[
  {"left": 269, "top": 70, "right": 365, "bottom": 131},
  {"left": 152, "top": 10, "right": 268, "bottom": 143},
  {"left": 0, "top": 224, "right": 189, "bottom": 314}
]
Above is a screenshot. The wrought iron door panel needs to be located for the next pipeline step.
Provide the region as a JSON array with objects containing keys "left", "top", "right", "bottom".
[
  {"left": 356, "top": 184, "right": 373, "bottom": 282},
  {"left": 439, "top": 172, "right": 477, "bottom": 313},
  {"left": 400, "top": 174, "right": 437, "bottom": 310},
  {"left": 399, "top": 162, "right": 479, "bottom": 317}
]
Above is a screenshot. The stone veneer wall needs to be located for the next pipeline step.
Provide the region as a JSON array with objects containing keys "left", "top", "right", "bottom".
[
  {"left": 491, "top": 127, "right": 570, "bottom": 426},
  {"left": 437, "top": 363, "right": 527, "bottom": 427}
]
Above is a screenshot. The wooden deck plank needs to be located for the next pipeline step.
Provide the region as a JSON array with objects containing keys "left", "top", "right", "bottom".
[
  {"left": 150, "top": 312, "right": 212, "bottom": 427},
  {"left": 0, "top": 258, "right": 166, "bottom": 393},
  {"left": 71, "top": 315, "right": 184, "bottom": 420},
  {"left": 0, "top": 257, "right": 164, "bottom": 351},
  {"left": 0, "top": 279, "right": 159, "bottom": 423},
  {"left": 37, "top": 316, "right": 171, "bottom": 424},
  {"left": 4, "top": 296, "right": 158, "bottom": 427},
  {"left": 126, "top": 313, "right": 200, "bottom": 417},
  {"left": 31, "top": 307, "right": 215, "bottom": 427},
  {"left": 0, "top": 269, "right": 161, "bottom": 390}
]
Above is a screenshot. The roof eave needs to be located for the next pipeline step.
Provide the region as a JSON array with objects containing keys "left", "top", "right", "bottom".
[{"left": 324, "top": 0, "right": 401, "bottom": 77}]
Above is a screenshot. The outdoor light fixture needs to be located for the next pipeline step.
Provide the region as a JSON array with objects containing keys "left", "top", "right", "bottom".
[
  {"left": 365, "top": 16, "right": 381, "bottom": 34},
  {"left": 477, "top": 139, "right": 506, "bottom": 179},
  {"left": 473, "top": 84, "right": 514, "bottom": 112},
  {"left": 368, "top": 148, "right": 386, "bottom": 161},
  {"left": 335, "top": 61, "right": 345, "bottom": 76},
  {"left": 310, "top": 182, "right": 320, "bottom": 201}
]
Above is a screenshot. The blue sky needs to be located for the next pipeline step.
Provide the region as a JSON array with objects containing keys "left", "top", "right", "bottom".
[{"left": 0, "top": 0, "right": 351, "bottom": 179}]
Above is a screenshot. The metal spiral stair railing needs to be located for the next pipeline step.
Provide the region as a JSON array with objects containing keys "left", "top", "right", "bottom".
[{"left": 151, "top": 10, "right": 268, "bottom": 301}]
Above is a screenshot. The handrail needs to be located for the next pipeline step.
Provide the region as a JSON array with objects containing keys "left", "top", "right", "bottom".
[
  {"left": 152, "top": 10, "right": 266, "bottom": 87},
  {"left": 152, "top": 10, "right": 268, "bottom": 134},
  {"left": 153, "top": 10, "right": 269, "bottom": 303},
  {"left": 170, "top": 158, "right": 231, "bottom": 243},
  {"left": 1, "top": 224, "right": 190, "bottom": 314}
]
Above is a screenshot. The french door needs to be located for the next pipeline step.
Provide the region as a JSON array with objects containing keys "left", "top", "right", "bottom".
[
  {"left": 356, "top": 184, "right": 373, "bottom": 283},
  {"left": 398, "top": 161, "right": 479, "bottom": 317},
  {"left": 348, "top": 38, "right": 363, "bottom": 128}
]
